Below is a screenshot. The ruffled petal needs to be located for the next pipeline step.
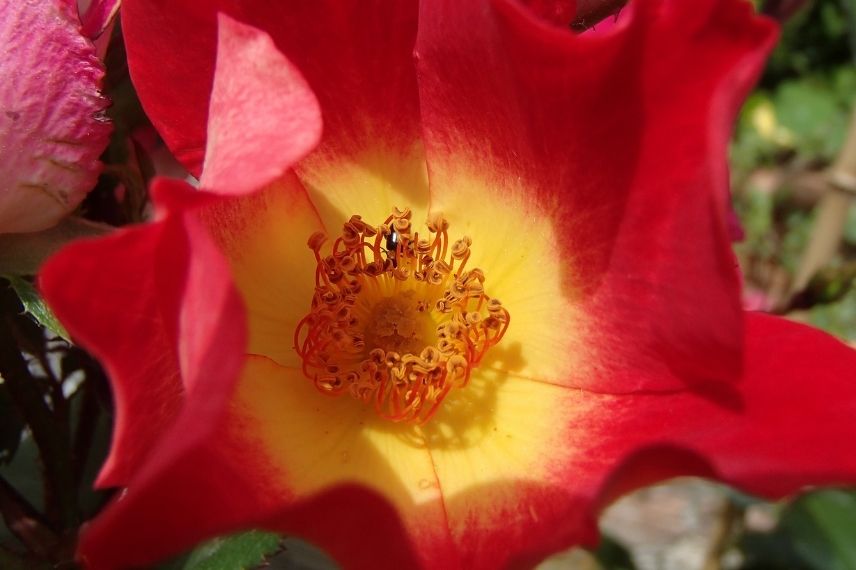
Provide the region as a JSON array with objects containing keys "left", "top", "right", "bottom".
[
  {"left": 38, "top": 178, "right": 244, "bottom": 488},
  {"left": 38, "top": 195, "right": 187, "bottom": 488},
  {"left": 173, "top": 203, "right": 247, "bottom": 397},
  {"left": 199, "top": 15, "right": 321, "bottom": 196},
  {"left": 122, "top": 0, "right": 424, "bottom": 224},
  {"left": 121, "top": 0, "right": 216, "bottom": 175},
  {"left": 416, "top": 0, "right": 777, "bottom": 393},
  {"left": 675, "top": 313, "right": 856, "bottom": 497},
  {"left": 261, "top": 0, "right": 428, "bottom": 229},
  {"left": 0, "top": 0, "right": 111, "bottom": 233},
  {"left": 589, "top": 312, "right": 856, "bottom": 515}
]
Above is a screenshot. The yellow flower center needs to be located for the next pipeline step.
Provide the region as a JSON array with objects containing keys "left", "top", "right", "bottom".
[{"left": 294, "top": 208, "right": 510, "bottom": 423}]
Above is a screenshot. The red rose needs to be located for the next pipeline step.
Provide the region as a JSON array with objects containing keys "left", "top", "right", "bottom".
[{"left": 40, "top": 1, "right": 856, "bottom": 568}]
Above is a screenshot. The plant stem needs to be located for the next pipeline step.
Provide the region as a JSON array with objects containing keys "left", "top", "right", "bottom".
[
  {"left": 0, "top": 475, "right": 58, "bottom": 558},
  {"left": 572, "top": 0, "right": 628, "bottom": 30},
  {"left": 703, "top": 498, "right": 743, "bottom": 570},
  {"left": 72, "top": 377, "right": 100, "bottom": 488},
  {"left": 0, "top": 311, "right": 77, "bottom": 531},
  {"left": 791, "top": 107, "right": 856, "bottom": 296}
]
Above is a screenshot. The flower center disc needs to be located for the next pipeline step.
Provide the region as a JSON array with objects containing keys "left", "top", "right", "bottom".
[{"left": 294, "top": 208, "right": 510, "bottom": 424}]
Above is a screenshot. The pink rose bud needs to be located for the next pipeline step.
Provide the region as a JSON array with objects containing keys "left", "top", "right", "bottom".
[{"left": 0, "top": 0, "right": 111, "bottom": 234}]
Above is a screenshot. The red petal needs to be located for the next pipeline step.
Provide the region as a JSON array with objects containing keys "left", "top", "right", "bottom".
[
  {"left": 76, "top": 357, "right": 431, "bottom": 570},
  {"left": 682, "top": 313, "right": 856, "bottom": 497},
  {"left": 174, "top": 213, "right": 247, "bottom": 396},
  {"left": 121, "top": 0, "right": 214, "bottom": 175},
  {"left": 38, "top": 178, "right": 245, "bottom": 487},
  {"left": 72, "top": 313, "right": 856, "bottom": 569},
  {"left": 434, "top": 314, "right": 856, "bottom": 567},
  {"left": 518, "top": 0, "right": 576, "bottom": 26},
  {"left": 199, "top": 15, "right": 321, "bottom": 196},
  {"left": 122, "top": 0, "right": 419, "bottom": 178},
  {"left": 596, "top": 313, "right": 856, "bottom": 506},
  {"left": 39, "top": 217, "right": 186, "bottom": 488},
  {"left": 416, "top": 0, "right": 777, "bottom": 393}
]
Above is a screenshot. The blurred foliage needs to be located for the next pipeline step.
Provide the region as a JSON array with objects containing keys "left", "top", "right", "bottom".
[
  {"left": 762, "top": 0, "right": 854, "bottom": 85},
  {"left": 722, "top": 2, "right": 856, "bottom": 570},
  {"left": 732, "top": 66, "right": 855, "bottom": 171},
  {"left": 732, "top": 0, "right": 856, "bottom": 336},
  {"left": 739, "top": 490, "right": 856, "bottom": 570},
  {"left": 0, "top": 284, "right": 113, "bottom": 568}
]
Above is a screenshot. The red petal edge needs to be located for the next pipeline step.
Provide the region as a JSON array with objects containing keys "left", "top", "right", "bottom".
[
  {"left": 38, "top": 177, "right": 245, "bottom": 487},
  {"left": 199, "top": 14, "right": 321, "bottom": 196},
  {"left": 416, "top": 0, "right": 777, "bottom": 392},
  {"left": 122, "top": 0, "right": 419, "bottom": 177},
  {"left": 39, "top": 209, "right": 186, "bottom": 487},
  {"left": 596, "top": 312, "right": 856, "bottom": 507}
]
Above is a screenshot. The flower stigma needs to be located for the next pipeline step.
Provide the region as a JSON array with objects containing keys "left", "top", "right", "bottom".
[{"left": 294, "top": 208, "right": 510, "bottom": 424}]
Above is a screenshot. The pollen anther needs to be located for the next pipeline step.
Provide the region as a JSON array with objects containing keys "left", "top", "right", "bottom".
[{"left": 294, "top": 209, "right": 510, "bottom": 423}]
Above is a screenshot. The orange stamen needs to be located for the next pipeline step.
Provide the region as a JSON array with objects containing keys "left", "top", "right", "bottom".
[{"left": 294, "top": 208, "right": 510, "bottom": 424}]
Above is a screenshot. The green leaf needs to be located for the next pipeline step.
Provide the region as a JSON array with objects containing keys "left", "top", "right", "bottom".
[
  {"left": 809, "top": 288, "right": 856, "bottom": 340},
  {"left": 179, "top": 531, "right": 282, "bottom": 570},
  {"left": 783, "top": 490, "right": 856, "bottom": 570},
  {"left": 739, "top": 490, "right": 856, "bottom": 570},
  {"left": 763, "top": 0, "right": 851, "bottom": 83},
  {"left": 774, "top": 77, "right": 847, "bottom": 161},
  {"left": 5, "top": 277, "right": 69, "bottom": 342}
]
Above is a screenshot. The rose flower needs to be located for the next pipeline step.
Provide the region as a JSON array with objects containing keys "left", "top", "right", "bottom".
[{"left": 40, "top": 0, "right": 856, "bottom": 568}]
